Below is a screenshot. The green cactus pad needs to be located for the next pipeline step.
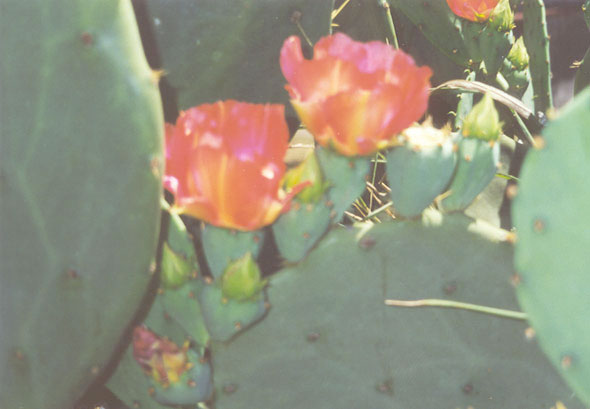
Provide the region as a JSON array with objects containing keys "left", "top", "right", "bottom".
[
  {"left": 160, "top": 280, "right": 210, "bottom": 348},
  {"left": 151, "top": 349, "right": 213, "bottom": 406},
  {"left": 521, "top": 0, "right": 553, "bottom": 113},
  {"left": 501, "top": 59, "right": 531, "bottom": 99},
  {"left": 272, "top": 199, "right": 333, "bottom": 262},
  {"left": 315, "top": 147, "right": 372, "bottom": 223},
  {"left": 211, "top": 211, "right": 582, "bottom": 408},
  {"left": 462, "top": 21, "right": 513, "bottom": 78},
  {"left": 386, "top": 131, "right": 457, "bottom": 218},
  {"left": 0, "top": 2, "right": 163, "bottom": 408},
  {"left": 198, "top": 280, "right": 268, "bottom": 342},
  {"left": 108, "top": 292, "right": 212, "bottom": 408},
  {"left": 200, "top": 224, "right": 264, "bottom": 280},
  {"left": 392, "top": 0, "right": 512, "bottom": 74},
  {"left": 440, "top": 137, "right": 500, "bottom": 212},
  {"left": 391, "top": 0, "right": 471, "bottom": 66},
  {"left": 513, "top": 88, "right": 590, "bottom": 405},
  {"left": 454, "top": 72, "right": 476, "bottom": 130},
  {"left": 145, "top": 0, "right": 332, "bottom": 110}
]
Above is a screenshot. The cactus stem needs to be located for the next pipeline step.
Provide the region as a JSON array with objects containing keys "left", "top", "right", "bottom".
[
  {"left": 291, "top": 11, "right": 313, "bottom": 48},
  {"left": 384, "top": 298, "right": 528, "bottom": 320},
  {"left": 510, "top": 109, "right": 536, "bottom": 147},
  {"left": 377, "top": 0, "right": 399, "bottom": 49}
]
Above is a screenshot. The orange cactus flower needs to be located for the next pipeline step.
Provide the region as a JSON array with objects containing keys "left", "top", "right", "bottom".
[
  {"left": 280, "top": 33, "right": 432, "bottom": 156},
  {"left": 446, "top": 0, "right": 500, "bottom": 22},
  {"left": 164, "top": 101, "right": 302, "bottom": 231}
]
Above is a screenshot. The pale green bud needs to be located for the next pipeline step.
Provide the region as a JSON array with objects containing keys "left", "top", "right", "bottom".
[
  {"left": 160, "top": 242, "right": 194, "bottom": 289},
  {"left": 462, "top": 93, "right": 503, "bottom": 141},
  {"left": 283, "top": 152, "right": 328, "bottom": 203},
  {"left": 221, "top": 252, "right": 266, "bottom": 301},
  {"left": 507, "top": 37, "right": 530, "bottom": 71},
  {"left": 488, "top": 0, "right": 515, "bottom": 32}
]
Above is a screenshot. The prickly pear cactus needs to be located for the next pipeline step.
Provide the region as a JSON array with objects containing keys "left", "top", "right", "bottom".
[
  {"left": 521, "top": 0, "right": 553, "bottom": 113},
  {"left": 440, "top": 137, "right": 500, "bottom": 212},
  {"left": 145, "top": 0, "right": 333, "bottom": 110},
  {"left": 200, "top": 224, "right": 264, "bottom": 280},
  {"left": 211, "top": 211, "right": 583, "bottom": 408},
  {"left": 0, "top": 2, "right": 164, "bottom": 408},
  {"left": 386, "top": 126, "right": 457, "bottom": 218},
  {"left": 107, "top": 287, "right": 213, "bottom": 409},
  {"left": 513, "top": 88, "right": 590, "bottom": 405},
  {"left": 315, "top": 147, "right": 372, "bottom": 222}
]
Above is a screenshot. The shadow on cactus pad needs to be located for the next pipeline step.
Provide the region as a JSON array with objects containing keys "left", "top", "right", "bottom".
[{"left": 211, "top": 211, "right": 584, "bottom": 408}]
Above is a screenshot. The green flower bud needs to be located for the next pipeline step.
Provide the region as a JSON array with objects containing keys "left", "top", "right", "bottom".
[
  {"left": 487, "top": 0, "right": 514, "bottom": 32},
  {"left": 221, "top": 252, "right": 266, "bottom": 301},
  {"left": 462, "top": 93, "right": 503, "bottom": 141},
  {"left": 507, "top": 37, "right": 530, "bottom": 71},
  {"left": 160, "top": 242, "right": 194, "bottom": 289},
  {"left": 282, "top": 152, "right": 328, "bottom": 203}
]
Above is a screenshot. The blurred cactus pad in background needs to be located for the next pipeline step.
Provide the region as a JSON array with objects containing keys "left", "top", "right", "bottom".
[{"left": 1, "top": 0, "right": 590, "bottom": 408}]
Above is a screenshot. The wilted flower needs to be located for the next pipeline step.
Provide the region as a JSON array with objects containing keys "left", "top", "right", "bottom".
[
  {"left": 132, "top": 326, "right": 192, "bottom": 387},
  {"left": 446, "top": 0, "right": 500, "bottom": 22},
  {"left": 164, "top": 101, "right": 304, "bottom": 231},
  {"left": 280, "top": 33, "right": 432, "bottom": 156}
]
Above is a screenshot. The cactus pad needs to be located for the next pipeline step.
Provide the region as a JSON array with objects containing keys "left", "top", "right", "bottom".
[
  {"left": 440, "top": 137, "right": 500, "bottom": 212},
  {"left": 315, "top": 147, "right": 372, "bottom": 222},
  {"left": 272, "top": 199, "right": 333, "bottom": 262},
  {"left": 145, "top": 0, "right": 333, "bottom": 110},
  {"left": 199, "top": 280, "right": 268, "bottom": 342},
  {"left": 0, "top": 2, "right": 163, "bottom": 408},
  {"left": 200, "top": 224, "right": 264, "bottom": 280},
  {"left": 211, "top": 211, "right": 581, "bottom": 408},
  {"left": 386, "top": 128, "right": 457, "bottom": 218},
  {"left": 513, "top": 88, "right": 590, "bottom": 405}
]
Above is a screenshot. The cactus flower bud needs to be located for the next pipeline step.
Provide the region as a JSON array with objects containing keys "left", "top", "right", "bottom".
[
  {"left": 132, "top": 326, "right": 192, "bottom": 387},
  {"left": 221, "top": 252, "right": 266, "bottom": 301},
  {"left": 461, "top": 93, "right": 503, "bottom": 141},
  {"left": 487, "top": 0, "right": 514, "bottom": 31},
  {"left": 160, "top": 243, "right": 193, "bottom": 289},
  {"left": 282, "top": 152, "right": 328, "bottom": 203},
  {"left": 446, "top": 0, "right": 500, "bottom": 22},
  {"left": 507, "top": 37, "right": 530, "bottom": 71}
]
